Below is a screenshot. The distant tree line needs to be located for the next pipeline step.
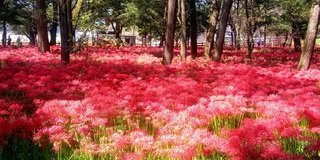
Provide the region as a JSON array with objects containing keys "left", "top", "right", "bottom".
[{"left": 0, "top": 0, "right": 318, "bottom": 69}]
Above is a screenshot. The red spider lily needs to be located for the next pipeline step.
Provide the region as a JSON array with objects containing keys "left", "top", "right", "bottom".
[{"left": 0, "top": 46, "right": 320, "bottom": 159}]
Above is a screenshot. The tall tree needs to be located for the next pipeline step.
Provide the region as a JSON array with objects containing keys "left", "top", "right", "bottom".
[
  {"left": 159, "top": 5, "right": 167, "bottom": 48},
  {"left": 189, "top": 0, "right": 197, "bottom": 59},
  {"left": 244, "top": 0, "right": 254, "bottom": 59},
  {"left": 106, "top": 0, "right": 127, "bottom": 41},
  {"left": 255, "top": 0, "right": 274, "bottom": 48},
  {"left": 232, "top": 0, "right": 241, "bottom": 50},
  {"left": 179, "top": 0, "right": 187, "bottom": 61},
  {"left": 71, "top": 0, "right": 84, "bottom": 31},
  {"left": 277, "top": 0, "right": 310, "bottom": 52},
  {"left": 36, "top": 0, "right": 50, "bottom": 52},
  {"left": 1, "top": 21, "right": 7, "bottom": 47},
  {"left": 49, "top": 1, "right": 58, "bottom": 46},
  {"left": 298, "top": 1, "right": 320, "bottom": 70},
  {"left": 292, "top": 23, "right": 302, "bottom": 51},
  {"left": 67, "top": 0, "right": 73, "bottom": 48},
  {"left": 163, "top": 0, "right": 177, "bottom": 65},
  {"left": 213, "top": 0, "right": 233, "bottom": 62},
  {"left": 229, "top": 12, "right": 237, "bottom": 49},
  {"left": 231, "top": 0, "right": 272, "bottom": 58},
  {"left": 203, "top": 0, "right": 221, "bottom": 60},
  {"left": 59, "top": 0, "right": 70, "bottom": 64}
]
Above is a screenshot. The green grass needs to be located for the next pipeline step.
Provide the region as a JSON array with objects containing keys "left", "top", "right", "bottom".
[
  {"left": 208, "top": 112, "right": 259, "bottom": 136},
  {"left": 279, "top": 118, "right": 320, "bottom": 159},
  {"left": 0, "top": 137, "right": 54, "bottom": 160}
]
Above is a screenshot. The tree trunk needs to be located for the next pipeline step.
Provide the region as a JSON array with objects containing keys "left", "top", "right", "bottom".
[
  {"left": 298, "top": 1, "right": 320, "bottom": 70},
  {"left": 180, "top": 0, "right": 187, "bottom": 61},
  {"left": 282, "top": 34, "right": 288, "bottom": 47},
  {"left": 72, "top": 0, "right": 84, "bottom": 26},
  {"left": 59, "top": 0, "right": 70, "bottom": 64},
  {"left": 292, "top": 22, "right": 302, "bottom": 52},
  {"left": 293, "top": 37, "right": 301, "bottom": 52},
  {"left": 263, "top": 24, "right": 267, "bottom": 47},
  {"left": 36, "top": 0, "right": 50, "bottom": 53},
  {"left": 245, "top": 0, "right": 254, "bottom": 59},
  {"left": 142, "top": 34, "right": 147, "bottom": 47},
  {"left": 113, "top": 22, "right": 122, "bottom": 42},
  {"left": 288, "top": 34, "right": 293, "bottom": 52},
  {"left": 235, "top": 0, "right": 241, "bottom": 50},
  {"left": 228, "top": 2, "right": 238, "bottom": 48},
  {"left": 230, "top": 29, "right": 234, "bottom": 47},
  {"left": 247, "top": 33, "right": 254, "bottom": 58},
  {"left": 159, "top": 6, "right": 167, "bottom": 48},
  {"left": 213, "top": 0, "right": 233, "bottom": 62},
  {"left": 67, "top": 0, "right": 73, "bottom": 48},
  {"left": 236, "top": 25, "right": 241, "bottom": 50},
  {"left": 203, "top": 0, "right": 220, "bottom": 60},
  {"left": 190, "top": 0, "right": 197, "bottom": 59},
  {"left": 50, "top": 1, "right": 58, "bottom": 46},
  {"left": 28, "top": 31, "right": 37, "bottom": 46},
  {"left": 1, "top": 21, "right": 6, "bottom": 47},
  {"left": 91, "top": 30, "right": 96, "bottom": 46},
  {"left": 116, "top": 23, "right": 122, "bottom": 41},
  {"left": 175, "top": 33, "right": 179, "bottom": 48},
  {"left": 159, "top": 34, "right": 165, "bottom": 48},
  {"left": 163, "top": 0, "right": 177, "bottom": 65}
]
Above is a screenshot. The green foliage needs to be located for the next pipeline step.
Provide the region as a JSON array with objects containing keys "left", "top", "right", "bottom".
[
  {"left": 192, "top": 0, "right": 212, "bottom": 34},
  {"left": 135, "top": 114, "right": 157, "bottom": 136},
  {"left": 118, "top": 3, "right": 139, "bottom": 27},
  {"left": 118, "top": 0, "right": 165, "bottom": 37},
  {"left": 0, "top": 0, "right": 27, "bottom": 24},
  {"left": 208, "top": 112, "right": 259, "bottom": 136},
  {"left": 113, "top": 116, "right": 133, "bottom": 132},
  {"left": 270, "top": 0, "right": 311, "bottom": 38},
  {"left": 276, "top": 118, "right": 320, "bottom": 159},
  {"left": 59, "top": 153, "right": 115, "bottom": 160},
  {"left": 0, "top": 137, "right": 54, "bottom": 160},
  {"left": 196, "top": 144, "right": 230, "bottom": 160},
  {"left": 75, "top": 1, "right": 107, "bottom": 32},
  {"left": 2, "top": 0, "right": 37, "bottom": 38},
  {"left": 281, "top": 137, "right": 312, "bottom": 156}
]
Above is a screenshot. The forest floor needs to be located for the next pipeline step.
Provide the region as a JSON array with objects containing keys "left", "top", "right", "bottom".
[{"left": 0, "top": 45, "right": 320, "bottom": 159}]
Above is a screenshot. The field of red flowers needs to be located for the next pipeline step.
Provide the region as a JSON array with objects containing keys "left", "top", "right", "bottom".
[{"left": 1, "top": 45, "right": 320, "bottom": 159}]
